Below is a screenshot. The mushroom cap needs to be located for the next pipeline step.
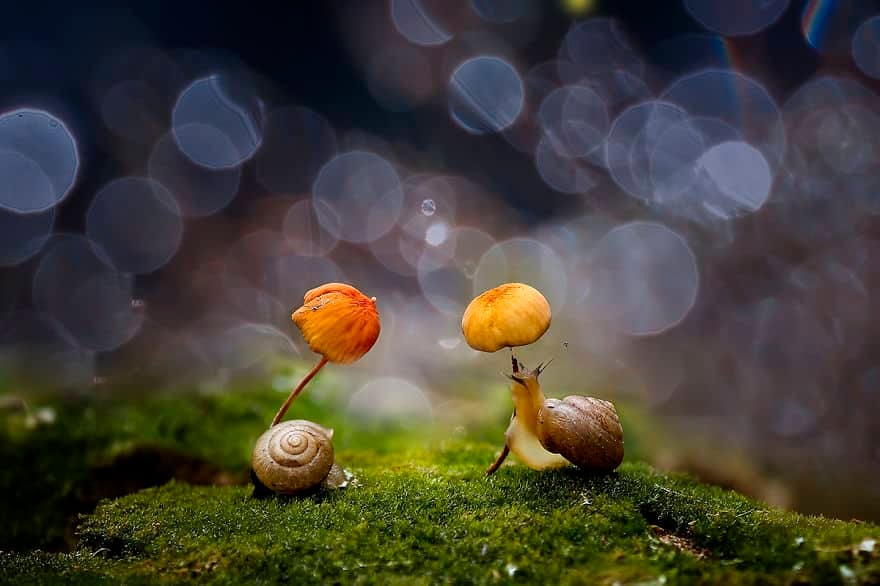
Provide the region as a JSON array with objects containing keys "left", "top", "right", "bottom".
[
  {"left": 461, "top": 283, "right": 551, "bottom": 352},
  {"left": 291, "top": 282, "right": 381, "bottom": 364}
]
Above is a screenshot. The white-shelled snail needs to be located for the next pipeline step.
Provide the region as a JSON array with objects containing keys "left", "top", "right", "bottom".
[{"left": 252, "top": 420, "right": 348, "bottom": 495}]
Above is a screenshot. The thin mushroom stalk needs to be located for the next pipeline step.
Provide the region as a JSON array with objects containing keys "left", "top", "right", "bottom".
[{"left": 270, "top": 356, "right": 329, "bottom": 427}]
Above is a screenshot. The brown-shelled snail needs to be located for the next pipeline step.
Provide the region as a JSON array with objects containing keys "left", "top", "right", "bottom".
[
  {"left": 507, "top": 361, "right": 624, "bottom": 473},
  {"left": 251, "top": 420, "right": 349, "bottom": 495},
  {"left": 461, "top": 282, "right": 625, "bottom": 475},
  {"left": 251, "top": 282, "right": 380, "bottom": 497}
]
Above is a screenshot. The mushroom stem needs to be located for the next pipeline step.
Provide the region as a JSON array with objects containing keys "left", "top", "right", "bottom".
[
  {"left": 270, "top": 356, "right": 329, "bottom": 427},
  {"left": 486, "top": 444, "right": 510, "bottom": 476}
]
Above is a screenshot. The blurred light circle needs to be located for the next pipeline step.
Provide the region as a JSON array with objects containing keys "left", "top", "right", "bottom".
[
  {"left": 560, "top": 18, "right": 643, "bottom": 77},
  {"left": 697, "top": 140, "right": 773, "bottom": 216},
  {"left": 255, "top": 106, "right": 337, "bottom": 195},
  {"left": 417, "top": 252, "right": 473, "bottom": 316},
  {"left": 348, "top": 377, "right": 434, "bottom": 423},
  {"left": 417, "top": 226, "right": 495, "bottom": 315},
  {"left": 449, "top": 226, "right": 495, "bottom": 279},
  {"left": 648, "top": 117, "right": 707, "bottom": 206},
  {"left": 425, "top": 221, "right": 449, "bottom": 246},
  {"left": 282, "top": 199, "right": 340, "bottom": 257},
  {"left": 262, "top": 254, "right": 346, "bottom": 301},
  {"left": 100, "top": 80, "right": 165, "bottom": 144},
  {"left": 0, "top": 109, "right": 79, "bottom": 213},
  {"left": 660, "top": 69, "right": 785, "bottom": 171},
  {"left": 815, "top": 104, "right": 880, "bottom": 176},
  {"left": 0, "top": 152, "right": 55, "bottom": 214},
  {"left": 0, "top": 310, "right": 96, "bottom": 388},
  {"left": 312, "top": 151, "right": 404, "bottom": 243},
  {"left": 853, "top": 16, "right": 880, "bottom": 79},
  {"left": 648, "top": 33, "right": 731, "bottom": 80},
  {"left": 449, "top": 56, "right": 524, "bottom": 134},
  {"left": 0, "top": 206, "right": 54, "bottom": 267},
  {"left": 571, "top": 69, "right": 652, "bottom": 119},
  {"left": 368, "top": 174, "right": 459, "bottom": 277},
  {"left": 86, "top": 177, "right": 184, "bottom": 274},
  {"left": 148, "top": 128, "right": 241, "bottom": 217},
  {"left": 683, "top": 0, "right": 790, "bottom": 37},
  {"left": 801, "top": 0, "right": 875, "bottom": 55},
  {"left": 535, "top": 133, "right": 600, "bottom": 194},
  {"left": 471, "top": 0, "right": 532, "bottom": 23},
  {"left": 223, "top": 282, "right": 290, "bottom": 326},
  {"left": 32, "top": 235, "right": 143, "bottom": 352},
  {"left": 473, "top": 237, "right": 568, "bottom": 310},
  {"left": 538, "top": 84, "right": 609, "bottom": 159},
  {"left": 588, "top": 222, "right": 699, "bottom": 336},
  {"left": 606, "top": 100, "right": 688, "bottom": 201},
  {"left": 780, "top": 76, "right": 880, "bottom": 213},
  {"left": 172, "top": 75, "right": 263, "bottom": 169},
  {"left": 648, "top": 116, "right": 747, "bottom": 219},
  {"left": 366, "top": 45, "right": 435, "bottom": 112},
  {"left": 391, "top": 0, "right": 453, "bottom": 46},
  {"left": 207, "top": 322, "right": 296, "bottom": 371}
]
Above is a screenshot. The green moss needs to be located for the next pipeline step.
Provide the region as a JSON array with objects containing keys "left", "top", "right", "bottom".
[
  {"left": 4, "top": 452, "right": 880, "bottom": 584},
  {"left": 1, "top": 374, "right": 878, "bottom": 584}
]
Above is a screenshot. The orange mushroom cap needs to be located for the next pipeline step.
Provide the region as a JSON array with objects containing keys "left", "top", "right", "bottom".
[
  {"left": 291, "top": 283, "right": 381, "bottom": 364},
  {"left": 461, "top": 283, "right": 551, "bottom": 352}
]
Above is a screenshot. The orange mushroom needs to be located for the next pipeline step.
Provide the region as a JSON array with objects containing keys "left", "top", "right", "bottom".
[{"left": 270, "top": 282, "right": 380, "bottom": 427}]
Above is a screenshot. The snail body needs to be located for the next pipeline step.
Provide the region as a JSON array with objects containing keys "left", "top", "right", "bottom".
[
  {"left": 501, "top": 362, "right": 624, "bottom": 473},
  {"left": 252, "top": 419, "right": 345, "bottom": 495}
]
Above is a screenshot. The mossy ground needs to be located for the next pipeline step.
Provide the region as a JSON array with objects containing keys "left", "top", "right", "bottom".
[{"left": 1, "top": 368, "right": 878, "bottom": 584}]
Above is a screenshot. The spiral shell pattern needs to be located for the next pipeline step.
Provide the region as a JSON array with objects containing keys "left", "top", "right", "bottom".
[
  {"left": 252, "top": 420, "right": 335, "bottom": 495},
  {"left": 537, "top": 396, "right": 624, "bottom": 472}
]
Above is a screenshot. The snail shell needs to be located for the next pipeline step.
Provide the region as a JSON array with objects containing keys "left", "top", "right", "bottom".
[
  {"left": 537, "top": 395, "right": 624, "bottom": 472},
  {"left": 252, "top": 420, "right": 336, "bottom": 495}
]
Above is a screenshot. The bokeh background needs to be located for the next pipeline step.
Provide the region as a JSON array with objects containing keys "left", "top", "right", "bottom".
[{"left": 1, "top": 0, "right": 879, "bottom": 522}]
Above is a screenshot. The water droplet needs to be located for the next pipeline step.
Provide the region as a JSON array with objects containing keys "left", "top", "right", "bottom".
[
  {"left": 130, "top": 298, "right": 145, "bottom": 310},
  {"left": 49, "top": 120, "right": 58, "bottom": 127},
  {"left": 421, "top": 198, "right": 436, "bottom": 216},
  {"left": 563, "top": 341, "right": 569, "bottom": 349}
]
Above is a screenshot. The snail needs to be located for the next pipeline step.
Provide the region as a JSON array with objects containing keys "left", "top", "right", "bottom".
[
  {"left": 252, "top": 282, "right": 379, "bottom": 497},
  {"left": 491, "top": 361, "right": 625, "bottom": 474},
  {"left": 252, "top": 419, "right": 348, "bottom": 495},
  {"left": 461, "top": 282, "right": 624, "bottom": 475}
]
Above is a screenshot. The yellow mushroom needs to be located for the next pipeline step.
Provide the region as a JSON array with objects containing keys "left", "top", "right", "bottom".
[{"left": 461, "top": 282, "right": 551, "bottom": 354}]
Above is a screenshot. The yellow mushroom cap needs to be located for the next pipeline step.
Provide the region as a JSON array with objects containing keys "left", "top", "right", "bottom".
[
  {"left": 461, "top": 283, "right": 551, "bottom": 352},
  {"left": 291, "top": 283, "right": 381, "bottom": 364}
]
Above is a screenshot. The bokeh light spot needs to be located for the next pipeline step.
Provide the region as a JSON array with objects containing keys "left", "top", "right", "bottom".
[{"left": 449, "top": 56, "right": 524, "bottom": 134}]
